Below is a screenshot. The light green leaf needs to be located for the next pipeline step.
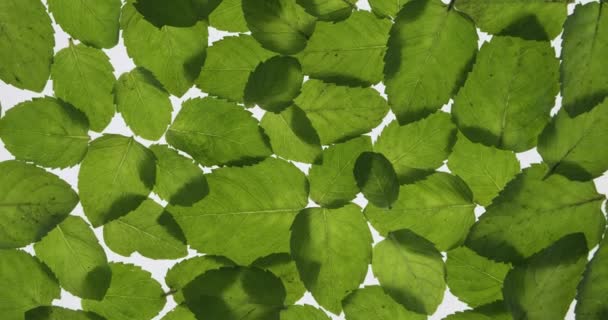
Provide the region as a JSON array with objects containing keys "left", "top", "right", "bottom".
[
  {"left": 196, "top": 35, "right": 274, "bottom": 103},
  {"left": 309, "top": 136, "right": 372, "bottom": 207},
  {"left": 452, "top": 36, "right": 559, "bottom": 152},
  {"left": 83, "top": 263, "right": 166, "bottom": 320},
  {"left": 368, "top": 0, "right": 409, "bottom": 19},
  {"left": 260, "top": 105, "right": 322, "bottom": 164},
  {"left": 0, "top": 0, "right": 54, "bottom": 92},
  {"left": 243, "top": 0, "right": 316, "bottom": 55},
  {"left": 538, "top": 99, "right": 608, "bottom": 181},
  {"left": 103, "top": 199, "right": 188, "bottom": 259},
  {"left": 26, "top": 306, "right": 104, "bottom": 320},
  {"left": 561, "top": 2, "right": 608, "bottom": 115},
  {"left": 48, "top": 0, "right": 121, "bottom": 48},
  {"left": 245, "top": 56, "right": 303, "bottom": 112},
  {"left": 208, "top": 0, "right": 248, "bottom": 32},
  {"left": 182, "top": 267, "right": 285, "bottom": 320},
  {"left": 253, "top": 253, "right": 307, "bottom": 305},
  {"left": 162, "top": 305, "right": 197, "bottom": 320},
  {"left": 466, "top": 164, "right": 606, "bottom": 263},
  {"left": 298, "top": 11, "right": 391, "bottom": 85},
  {"left": 291, "top": 204, "right": 373, "bottom": 314},
  {"left": 121, "top": 2, "right": 207, "bottom": 96},
  {"left": 384, "top": 0, "right": 478, "bottom": 123},
  {"left": 78, "top": 135, "right": 156, "bottom": 227},
  {"left": 166, "top": 97, "right": 271, "bottom": 166},
  {"left": 51, "top": 43, "right": 116, "bottom": 132},
  {"left": 280, "top": 305, "right": 331, "bottom": 320},
  {"left": 374, "top": 111, "right": 456, "bottom": 184},
  {"left": 295, "top": 79, "right": 389, "bottom": 145},
  {"left": 296, "top": 0, "right": 355, "bottom": 21},
  {"left": 365, "top": 172, "right": 475, "bottom": 251},
  {"left": 342, "top": 286, "right": 426, "bottom": 320},
  {"left": 446, "top": 247, "right": 511, "bottom": 307},
  {"left": 0, "top": 160, "right": 78, "bottom": 249},
  {"left": 443, "top": 302, "right": 511, "bottom": 320},
  {"left": 150, "top": 144, "right": 208, "bottom": 206},
  {"left": 34, "top": 216, "right": 111, "bottom": 300},
  {"left": 166, "top": 255, "right": 235, "bottom": 304},
  {"left": 455, "top": 0, "right": 569, "bottom": 40},
  {"left": 576, "top": 229, "right": 608, "bottom": 320},
  {"left": 115, "top": 68, "right": 173, "bottom": 141},
  {"left": 169, "top": 157, "right": 308, "bottom": 265},
  {"left": 503, "top": 233, "right": 588, "bottom": 320},
  {"left": 448, "top": 133, "right": 520, "bottom": 206},
  {"left": 354, "top": 152, "right": 399, "bottom": 209},
  {"left": 0, "top": 250, "right": 60, "bottom": 320},
  {"left": 0, "top": 97, "right": 89, "bottom": 169},
  {"left": 372, "top": 229, "right": 446, "bottom": 315}
]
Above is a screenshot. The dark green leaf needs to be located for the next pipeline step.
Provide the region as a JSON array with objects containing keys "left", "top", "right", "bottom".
[
  {"left": 296, "top": 0, "right": 355, "bottom": 21},
  {"left": 26, "top": 306, "right": 104, "bottom": 320},
  {"left": 343, "top": 286, "right": 426, "bottom": 320},
  {"left": 280, "top": 305, "right": 331, "bottom": 320},
  {"left": 253, "top": 253, "right": 306, "bottom": 305},
  {"left": 576, "top": 229, "right": 608, "bottom": 320},
  {"left": 162, "top": 305, "right": 197, "bottom": 320},
  {"left": 166, "top": 255, "right": 235, "bottom": 304},
  {"left": 134, "top": 0, "right": 221, "bottom": 27},
  {"left": 443, "top": 301, "right": 511, "bottom": 320},
  {"left": 245, "top": 56, "right": 303, "bottom": 112},
  {"left": 354, "top": 152, "right": 399, "bottom": 209}
]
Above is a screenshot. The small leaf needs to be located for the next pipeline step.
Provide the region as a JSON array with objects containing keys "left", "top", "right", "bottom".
[
  {"left": 443, "top": 301, "right": 511, "bottom": 320},
  {"left": 245, "top": 56, "right": 303, "bottom": 112},
  {"left": 576, "top": 229, "right": 608, "bottom": 320},
  {"left": 162, "top": 305, "right": 197, "bottom": 320},
  {"left": 368, "top": 0, "right": 410, "bottom": 19},
  {"left": 342, "top": 286, "right": 426, "bottom": 320},
  {"left": 354, "top": 152, "right": 399, "bottom": 209},
  {"left": 280, "top": 305, "right": 331, "bottom": 320},
  {"left": 26, "top": 306, "right": 104, "bottom": 320},
  {"left": 296, "top": 0, "right": 356, "bottom": 21},
  {"left": 253, "top": 253, "right": 307, "bottom": 305},
  {"left": 208, "top": 0, "right": 248, "bottom": 32}
]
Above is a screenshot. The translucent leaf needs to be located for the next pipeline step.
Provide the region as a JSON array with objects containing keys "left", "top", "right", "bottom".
[
  {"left": 208, "top": 0, "right": 248, "bottom": 32},
  {"left": 280, "top": 305, "right": 331, "bottom": 320},
  {"left": 26, "top": 306, "right": 104, "bottom": 320},
  {"left": 354, "top": 152, "right": 399, "bottom": 209},
  {"left": 245, "top": 56, "right": 303, "bottom": 112},
  {"left": 442, "top": 302, "right": 511, "bottom": 320},
  {"left": 576, "top": 229, "right": 608, "bottom": 320},
  {"left": 253, "top": 253, "right": 307, "bottom": 305},
  {"left": 296, "top": 0, "right": 355, "bottom": 21},
  {"left": 162, "top": 305, "right": 197, "bottom": 320},
  {"left": 134, "top": 0, "right": 220, "bottom": 27},
  {"left": 368, "top": 0, "right": 410, "bottom": 19},
  {"left": 166, "top": 256, "right": 235, "bottom": 304},
  {"left": 342, "top": 286, "right": 426, "bottom": 320}
]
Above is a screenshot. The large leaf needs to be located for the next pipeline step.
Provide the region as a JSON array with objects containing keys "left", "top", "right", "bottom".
[
  {"left": 34, "top": 216, "right": 111, "bottom": 300},
  {"left": 295, "top": 79, "right": 389, "bottom": 145},
  {"left": 354, "top": 152, "right": 399, "bottom": 209},
  {"left": 208, "top": 0, "right": 248, "bottom": 32},
  {"left": 372, "top": 229, "right": 446, "bottom": 315},
  {"left": 103, "top": 199, "right": 188, "bottom": 259},
  {"left": 291, "top": 204, "right": 373, "bottom": 314},
  {"left": 448, "top": 133, "right": 520, "bottom": 206},
  {"left": 245, "top": 56, "right": 303, "bottom": 112},
  {"left": 374, "top": 111, "right": 456, "bottom": 184},
  {"left": 253, "top": 253, "right": 306, "bottom": 305},
  {"left": 308, "top": 136, "right": 372, "bottom": 207},
  {"left": 298, "top": 11, "right": 391, "bottom": 85},
  {"left": 443, "top": 302, "right": 511, "bottom": 320},
  {"left": 166, "top": 97, "right": 271, "bottom": 166},
  {"left": 296, "top": 0, "right": 355, "bottom": 21},
  {"left": 0, "top": 97, "right": 89, "bottom": 169},
  {"left": 280, "top": 305, "right": 331, "bottom": 320},
  {"left": 466, "top": 164, "right": 606, "bottom": 263},
  {"left": 342, "top": 286, "right": 426, "bottom": 320},
  {"left": 576, "top": 228, "right": 608, "bottom": 320},
  {"left": 162, "top": 305, "right": 197, "bottom": 320},
  {"left": 48, "top": 0, "right": 121, "bottom": 48},
  {"left": 133, "top": 0, "right": 220, "bottom": 27},
  {"left": 0, "top": 160, "right": 78, "bottom": 248},
  {"left": 51, "top": 43, "right": 116, "bottom": 132},
  {"left": 242, "top": 0, "right": 316, "bottom": 55},
  {"left": 169, "top": 158, "right": 308, "bottom": 265},
  {"left": 78, "top": 135, "right": 156, "bottom": 227},
  {"left": 0, "top": 0, "right": 54, "bottom": 92},
  {"left": 452, "top": 36, "right": 559, "bottom": 152},
  {"left": 384, "top": 0, "right": 478, "bottom": 124},
  {"left": 368, "top": 0, "right": 409, "bottom": 19},
  {"left": 503, "top": 233, "right": 588, "bottom": 320},
  {"left": 538, "top": 99, "right": 608, "bottom": 181},
  {"left": 26, "top": 306, "right": 103, "bottom": 320},
  {"left": 82, "top": 263, "right": 166, "bottom": 320},
  {"left": 0, "top": 250, "right": 60, "bottom": 320}
]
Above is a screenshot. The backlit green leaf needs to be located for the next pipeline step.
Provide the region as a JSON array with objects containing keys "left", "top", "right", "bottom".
[
  {"left": 253, "top": 253, "right": 307, "bottom": 305},
  {"left": 343, "top": 286, "right": 426, "bottom": 320},
  {"left": 26, "top": 306, "right": 104, "bottom": 320},
  {"left": 134, "top": 0, "right": 220, "bottom": 27},
  {"left": 280, "top": 305, "right": 331, "bottom": 320},
  {"left": 296, "top": 0, "right": 355, "bottom": 21},
  {"left": 368, "top": 0, "right": 409, "bottom": 19},
  {"left": 208, "top": 0, "right": 248, "bottom": 32},
  {"left": 166, "top": 255, "right": 235, "bottom": 304},
  {"left": 576, "top": 229, "right": 608, "bottom": 320},
  {"left": 162, "top": 305, "right": 197, "bottom": 320},
  {"left": 245, "top": 56, "right": 303, "bottom": 112},
  {"left": 354, "top": 152, "right": 399, "bottom": 209},
  {"left": 443, "top": 302, "right": 511, "bottom": 320}
]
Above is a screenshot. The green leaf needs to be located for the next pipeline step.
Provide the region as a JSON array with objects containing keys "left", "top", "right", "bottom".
[
  {"left": 51, "top": 43, "right": 116, "bottom": 132},
  {"left": 115, "top": 68, "right": 173, "bottom": 141},
  {"left": 354, "top": 152, "right": 399, "bottom": 209},
  {"left": 538, "top": 99, "right": 608, "bottom": 181},
  {"left": 78, "top": 135, "right": 156, "bottom": 227},
  {"left": 466, "top": 164, "right": 606, "bottom": 263},
  {"left": 291, "top": 204, "right": 373, "bottom": 314},
  {"left": 103, "top": 199, "right": 188, "bottom": 259},
  {"left": 295, "top": 79, "right": 389, "bottom": 145},
  {"left": 208, "top": 0, "right": 248, "bottom": 32},
  {"left": 309, "top": 136, "right": 372, "bottom": 207},
  {"left": 26, "top": 306, "right": 104, "bottom": 320},
  {"left": 0, "top": 250, "right": 60, "bottom": 320},
  {"left": 298, "top": 11, "right": 391, "bottom": 85},
  {"left": 446, "top": 247, "right": 511, "bottom": 307},
  {"left": 182, "top": 267, "right": 285, "bottom": 320},
  {"left": 342, "top": 286, "right": 426, "bottom": 320},
  {"left": 34, "top": 216, "right": 111, "bottom": 300},
  {"left": 0, "top": 0, "right": 54, "bottom": 92},
  {"left": 368, "top": 0, "right": 409, "bottom": 19},
  {"left": 121, "top": 2, "right": 207, "bottom": 96},
  {"left": 576, "top": 229, "right": 608, "bottom": 320},
  {"left": 0, "top": 160, "right": 78, "bottom": 248},
  {"left": 447, "top": 133, "right": 520, "bottom": 206},
  {"left": 384, "top": 0, "right": 478, "bottom": 124},
  {"left": 561, "top": 2, "right": 608, "bottom": 115},
  {"left": 253, "top": 253, "right": 306, "bottom": 305},
  {"left": 372, "top": 229, "right": 446, "bottom": 315},
  {"left": 169, "top": 157, "right": 308, "bottom": 265},
  {"left": 83, "top": 263, "right": 166, "bottom": 320},
  {"left": 443, "top": 301, "right": 511, "bottom": 320},
  {"left": 452, "top": 36, "right": 559, "bottom": 152},
  {"left": 503, "top": 233, "right": 588, "bottom": 320},
  {"left": 150, "top": 144, "right": 208, "bottom": 206},
  {"left": 455, "top": 0, "right": 570, "bottom": 40},
  {"left": 0, "top": 97, "right": 89, "bottom": 169},
  {"left": 48, "top": 0, "right": 121, "bottom": 48},
  {"left": 365, "top": 172, "right": 475, "bottom": 251},
  {"left": 196, "top": 35, "right": 274, "bottom": 103},
  {"left": 374, "top": 111, "right": 456, "bottom": 184},
  {"left": 260, "top": 105, "right": 322, "bottom": 164},
  {"left": 166, "top": 97, "right": 271, "bottom": 166},
  {"left": 296, "top": 0, "right": 355, "bottom": 21},
  {"left": 245, "top": 56, "right": 303, "bottom": 112},
  {"left": 243, "top": 0, "right": 316, "bottom": 55},
  {"left": 166, "top": 255, "right": 235, "bottom": 304},
  {"left": 280, "top": 305, "right": 331, "bottom": 320},
  {"left": 134, "top": 0, "right": 220, "bottom": 27},
  {"left": 162, "top": 305, "right": 197, "bottom": 320}
]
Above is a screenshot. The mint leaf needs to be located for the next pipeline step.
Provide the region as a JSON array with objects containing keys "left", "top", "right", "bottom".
[
  {"left": 296, "top": 0, "right": 355, "bottom": 21},
  {"left": 162, "top": 305, "right": 197, "bottom": 320},
  {"left": 576, "top": 229, "right": 608, "bottom": 320},
  {"left": 253, "top": 253, "right": 307, "bottom": 305},
  {"left": 245, "top": 56, "right": 303, "bottom": 112},
  {"left": 280, "top": 305, "right": 331, "bottom": 320},
  {"left": 354, "top": 152, "right": 399, "bottom": 209},
  {"left": 26, "top": 306, "right": 104, "bottom": 320},
  {"left": 443, "top": 302, "right": 511, "bottom": 320},
  {"left": 368, "top": 0, "right": 408, "bottom": 19},
  {"left": 208, "top": 0, "right": 248, "bottom": 32},
  {"left": 342, "top": 286, "right": 426, "bottom": 320}
]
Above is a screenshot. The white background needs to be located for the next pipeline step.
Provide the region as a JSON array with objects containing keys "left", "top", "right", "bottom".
[{"left": 1, "top": 0, "right": 606, "bottom": 319}]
